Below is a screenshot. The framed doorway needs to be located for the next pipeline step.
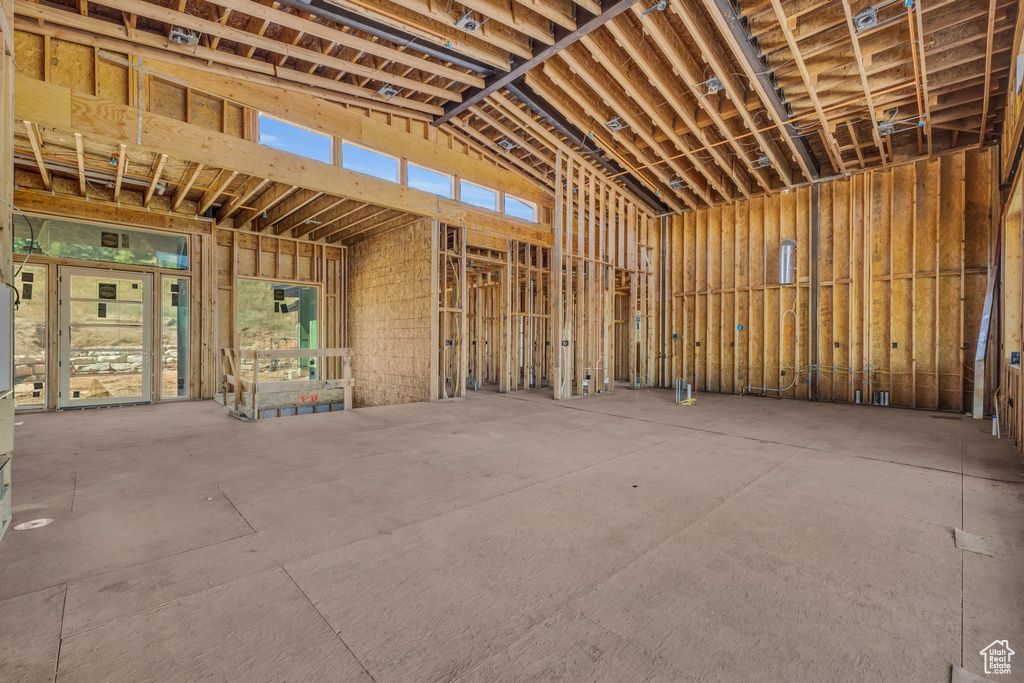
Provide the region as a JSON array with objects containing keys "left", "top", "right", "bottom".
[{"left": 58, "top": 267, "right": 154, "bottom": 408}]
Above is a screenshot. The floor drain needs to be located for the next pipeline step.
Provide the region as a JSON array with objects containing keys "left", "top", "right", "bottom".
[{"left": 14, "top": 518, "right": 54, "bottom": 531}]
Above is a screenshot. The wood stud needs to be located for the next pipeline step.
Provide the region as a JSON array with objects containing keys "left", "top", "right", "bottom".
[{"left": 669, "top": 147, "right": 995, "bottom": 411}]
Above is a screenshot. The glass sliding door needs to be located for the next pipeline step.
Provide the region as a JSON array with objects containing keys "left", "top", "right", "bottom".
[
  {"left": 161, "top": 276, "right": 189, "bottom": 399},
  {"left": 13, "top": 264, "right": 48, "bottom": 409},
  {"left": 58, "top": 267, "right": 153, "bottom": 407}
]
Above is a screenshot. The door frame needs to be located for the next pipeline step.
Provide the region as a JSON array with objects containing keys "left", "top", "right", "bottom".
[{"left": 57, "top": 266, "right": 155, "bottom": 408}]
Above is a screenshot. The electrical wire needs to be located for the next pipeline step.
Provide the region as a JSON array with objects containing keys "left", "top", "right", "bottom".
[{"left": 1, "top": 198, "right": 35, "bottom": 281}]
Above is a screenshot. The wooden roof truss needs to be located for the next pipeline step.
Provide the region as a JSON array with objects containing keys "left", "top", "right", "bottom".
[{"left": 15, "top": 0, "right": 1015, "bottom": 209}]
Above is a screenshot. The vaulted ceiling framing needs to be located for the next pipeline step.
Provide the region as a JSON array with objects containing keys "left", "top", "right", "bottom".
[{"left": 14, "top": 0, "right": 1015, "bottom": 212}]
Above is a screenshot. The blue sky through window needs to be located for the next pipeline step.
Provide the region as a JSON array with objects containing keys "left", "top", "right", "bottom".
[
  {"left": 408, "top": 164, "right": 453, "bottom": 197},
  {"left": 258, "top": 115, "right": 332, "bottom": 164},
  {"left": 460, "top": 181, "right": 497, "bottom": 210},
  {"left": 504, "top": 196, "right": 535, "bottom": 221},
  {"left": 341, "top": 142, "right": 399, "bottom": 182}
]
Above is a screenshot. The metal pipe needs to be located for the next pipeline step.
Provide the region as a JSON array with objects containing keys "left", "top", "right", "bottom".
[
  {"left": 742, "top": 309, "right": 798, "bottom": 395},
  {"left": 780, "top": 238, "right": 797, "bottom": 285}
]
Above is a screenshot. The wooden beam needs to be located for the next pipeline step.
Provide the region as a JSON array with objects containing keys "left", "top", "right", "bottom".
[
  {"left": 274, "top": 0, "right": 514, "bottom": 68},
  {"left": 274, "top": 195, "right": 348, "bottom": 235},
  {"left": 433, "top": 0, "right": 645, "bottom": 126},
  {"left": 488, "top": 90, "right": 664, "bottom": 213},
  {"left": 576, "top": 33, "right": 741, "bottom": 201},
  {"left": 839, "top": 0, "right": 889, "bottom": 167},
  {"left": 14, "top": 188, "right": 214, "bottom": 233},
  {"left": 293, "top": 198, "right": 361, "bottom": 238},
  {"left": 318, "top": 0, "right": 532, "bottom": 59},
  {"left": 197, "top": 169, "right": 238, "bottom": 214},
  {"left": 978, "top": 0, "right": 997, "bottom": 146},
  {"left": 440, "top": 0, "right": 555, "bottom": 44},
  {"left": 442, "top": 118, "right": 552, "bottom": 187},
  {"left": 312, "top": 203, "right": 388, "bottom": 241},
  {"left": 112, "top": 143, "right": 127, "bottom": 201},
  {"left": 22, "top": 120, "right": 50, "bottom": 190},
  {"left": 16, "top": 75, "right": 555, "bottom": 232},
  {"left": 233, "top": 183, "right": 298, "bottom": 229},
  {"left": 536, "top": 62, "right": 693, "bottom": 210},
  {"left": 767, "top": 0, "right": 847, "bottom": 175},
  {"left": 611, "top": 11, "right": 766, "bottom": 193},
  {"left": 660, "top": 1, "right": 795, "bottom": 187},
  {"left": 100, "top": 55, "right": 547, "bottom": 206},
  {"left": 13, "top": 4, "right": 444, "bottom": 117},
  {"left": 699, "top": 0, "right": 820, "bottom": 181},
  {"left": 252, "top": 188, "right": 320, "bottom": 232},
  {"left": 82, "top": 0, "right": 462, "bottom": 101},
  {"left": 215, "top": 175, "right": 269, "bottom": 222},
  {"left": 452, "top": 111, "right": 552, "bottom": 185},
  {"left": 74, "top": 132, "right": 86, "bottom": 196},
  {"left": 325, "top": 207, "right": 394, "bottom": 242},
  {"left": 143, "top": 153, "right": 167, "bottom": 206},
  {"left": 912, "top": 0, "right": 934, "bottom": 157},
  {"left": 172, "top": 162, "right": 204, "bottom": 211},
  {"left": 505, "top": 79, "right": 668, "bottom": 212},
  {"left": 199, "top": 0, "right": 486, "bottom": 87},
  {"left": 339, "top": 213, "right": 423, "bottom": 246}
]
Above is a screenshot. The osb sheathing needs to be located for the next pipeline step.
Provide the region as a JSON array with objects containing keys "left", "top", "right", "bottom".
[{"left": 346, "top": 218, "right": 432, "bottom": 407}]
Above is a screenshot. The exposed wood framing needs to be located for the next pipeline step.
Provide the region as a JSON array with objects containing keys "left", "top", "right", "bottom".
[
  {"left": 73, "top": 132, "right": 86, "bottom": 196},
  {"left": 552, "top": 148, "right": 660, "bottom": 399},
  {"left": 668, "top": 147, "right": 996, "bottom": 412},
  {"left": 143, "top": 153, "right": 167, "bottom": 206},
  {"left": 22, "top": 120, "right": 50, "bottom": 189}
]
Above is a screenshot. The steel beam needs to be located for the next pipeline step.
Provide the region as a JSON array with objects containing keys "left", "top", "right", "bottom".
[
  {"left": 281, "top": 0, "right": 496, "bottom": 75},
  {"left": 704, "top": 0, "right": 821, "bottom": 179},
  {"left": 432, "top": 0, "right": 643, "bottom": 127}
]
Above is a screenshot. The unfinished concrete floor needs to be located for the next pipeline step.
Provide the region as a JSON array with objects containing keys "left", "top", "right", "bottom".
[{"left": 1, "top": 389, "right": 1023, "bottom": 682}]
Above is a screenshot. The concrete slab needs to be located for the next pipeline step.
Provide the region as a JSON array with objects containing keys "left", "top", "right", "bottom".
[
  {"left": 805, "top": 423, "right": 966, "bottom": 473},
  {"left": 55, "top": 569, "right": 373, "bottom": 683},
  {"left": 757, "top": 449, "right": 964, "bottom": 528},
  {"left": 458, "top": 609, "right": 696, "bottom": 683},
  {"left": 0, "top": 485, "right": 253, "bottom": 600},
  {"left": 285, "top": 528, "right": 534, "bottom": 683},
  {"left": 0, "top": 584, "right": 64, "bottom": 683},
  {"left": 9, "top": 470, "right": 76, "bottom": 518},
  {"left": 573, "top": 486, "right": 963, "bottom": 682},
  {"left": 961, "top": 478, "right": 1024, "bottom": 682},
  {"left": 60, "top": 533, "right": 278, "bottom": 637},
  {"left": 2, "top": 390, "right": 1023, "bottom": 682},
  {"left": 236, "top": 458, "right": 507, "bottom": 563}
]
